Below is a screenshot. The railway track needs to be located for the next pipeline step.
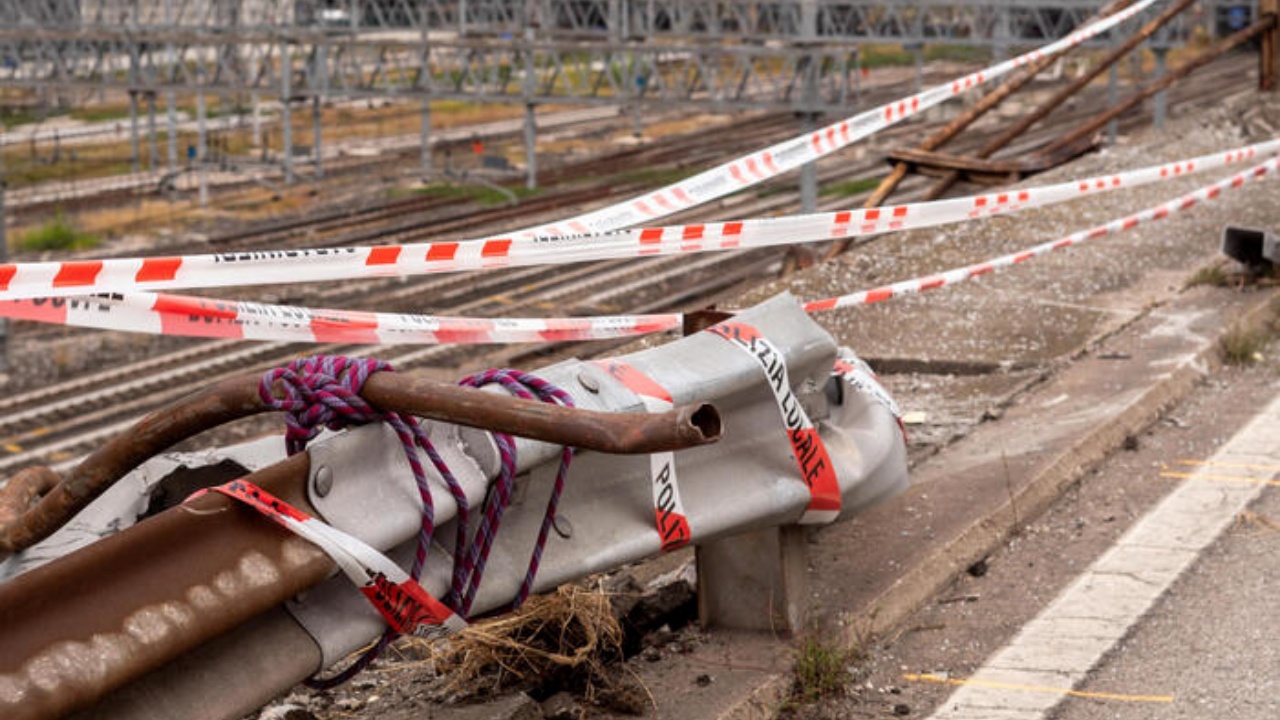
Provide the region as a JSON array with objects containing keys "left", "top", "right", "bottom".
[{"left": 0, "top": 52, "right": 1260, "bottom": 478}]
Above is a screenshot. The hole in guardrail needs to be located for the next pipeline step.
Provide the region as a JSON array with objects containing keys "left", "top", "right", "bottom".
[{"left": 143, "top": 459, "right": 248, "bottom": 518}]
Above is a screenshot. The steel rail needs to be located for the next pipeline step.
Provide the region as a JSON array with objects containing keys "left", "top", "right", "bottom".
[
  {"left": 860, "top": 0, "right": 1135, "bottom": 210},
  {"left": 1040, "top": 17, "right": 1279, "bottom": 160},
  {"left": 921, "top": 0, "right": 1201, "bottom": 201},
  {"left": 818, "top": 0, "right": 1138, "bottom": 259}
]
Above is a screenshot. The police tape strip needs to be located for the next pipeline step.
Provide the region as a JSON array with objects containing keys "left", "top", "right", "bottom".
[
  {"left": 0, "top": 291, "right": 682, "bottom": 343},
  {"left": 833, "top": 351, "right": 903, "bottom": 422},
  {"left": 196, "top": 479, "right": 467, "bottom": 638},
  {"left": 1, "top": 137, "right": 1272, "bottom": 301},
  {"left": 0, "top": 0, "right": 1164, "bottom": 303},
  {"left": 513, "top": 0, "right": 1160, "bottom": 240},
  {"left": 706, "top": 320, "right": 843, "bottom": 524},
  {"left": 592, "top": 359, "right": 692, "bottom": 551},
  {"left": 802, "top": 153, "right": 1280, "bottom": 313},
  {"left": 0, "top": 151, "right": 1274, "bottom": 344}
]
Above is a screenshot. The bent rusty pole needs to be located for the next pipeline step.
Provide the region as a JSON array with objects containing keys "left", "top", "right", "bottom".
[
  {"left": 922, "top": 0, "right": 1198, "bottom": 201},
  {"left": 849, "top": 1, "right": 1134, "bottom": 212},
  {"left": 822, "top": 0, "right": 1133, "bottom": 262},
  {"left": 1264, "top": 0, "right": 1279, "bottom": 90},
  {"left": 0, "top": 371, "right": 722, "bottom": 559},
  {"left": 0, "top": 454, "right": 325, "bottom": 720},
  {"left": 356, "top": 372, "right": 722, "bottom": 454},
  {"left": 1041, "top": 18, "right": 1277, "bottom": 160},
  {"left": 859, "top": 44, "right": 1064, "bottom": 207},
  {"left": 0, "top": 466, "right": 58, "bottom": 529},
  {"left": 823, "top": 50, "right": 1061, "bottom": 261}
]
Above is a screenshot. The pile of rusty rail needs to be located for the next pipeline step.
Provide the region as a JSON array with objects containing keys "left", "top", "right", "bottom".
[{"left": 822, "top": 0, "right": 1280, "bottom": 262}]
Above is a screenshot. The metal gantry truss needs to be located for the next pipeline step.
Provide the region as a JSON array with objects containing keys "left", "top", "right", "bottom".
[
  {"left": 0, "top": 0, "right": 1190, "bottom": 112},
  {"left": 0, "top": 0, "right": 1202, "bottom": 198}
]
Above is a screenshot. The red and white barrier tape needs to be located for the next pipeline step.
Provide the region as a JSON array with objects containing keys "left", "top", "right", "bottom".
[
  {"left": 707, "top": 320, "right": 843, "bottom": 524},
  {"left": 513, "top": 0, "right": 1160, "bottom": 239},
  {"left": 0, "top": 0, "right": 1161, "bottom": 304},
  {"left": 592, "top": 359, "right": 692, "bottom": 551},
  {"left": 833, "top": 352, "right": 902, "bottom": 421},
  {"left": 802, "top": 154, "right": 1280, "bottom": 312},
  {"left": 1, "top": 137, "right": 1270, "bottom": 301},
  {"left": 0, "top": 1, "right": 1163, "bottom": 353},
  {"left": 196, "top": 479, "right": 467, "bottom": 638},
  {"left": 0, "top": 149, "right": 1274, "bottom": 343},
  {"left": 0, "top": 291, "right": 680, "bottom": 343}
]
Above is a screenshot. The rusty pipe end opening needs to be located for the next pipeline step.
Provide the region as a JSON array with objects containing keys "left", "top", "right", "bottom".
[{"left": 685, "top": 403, "right": 723, "bottom": 445}]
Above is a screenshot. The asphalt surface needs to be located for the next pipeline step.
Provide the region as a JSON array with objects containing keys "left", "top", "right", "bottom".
[
  {"left": 841, "top": 337, "right": 1280, "bottom": 720},
  {"left": 1053, "top": 433, "right": 1280, "bottom": 720}
]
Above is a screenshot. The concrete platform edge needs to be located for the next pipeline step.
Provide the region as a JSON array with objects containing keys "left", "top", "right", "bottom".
[{"left": 708, "top": 285, "right": 1279, "bottom": 720}]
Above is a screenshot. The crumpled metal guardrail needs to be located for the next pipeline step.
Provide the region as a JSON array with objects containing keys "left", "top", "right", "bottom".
[{"left": 0, "top": 293, "right": 908, "bottom": 720}]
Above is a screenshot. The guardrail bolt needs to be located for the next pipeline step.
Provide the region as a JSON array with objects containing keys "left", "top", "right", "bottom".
[
  {"left": 552, "top": 514, "right": 573, "bottom": 539},
  {"left": 313, "top": 466, "right": 333, "bottom": 498}
]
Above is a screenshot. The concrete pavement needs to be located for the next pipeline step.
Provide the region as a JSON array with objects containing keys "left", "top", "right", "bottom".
[{"left": 839, "top": 311, "right": 1280, "bottom": 720}]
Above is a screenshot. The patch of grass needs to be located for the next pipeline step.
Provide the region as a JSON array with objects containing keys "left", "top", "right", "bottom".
[
  {"left": 859, "top": 45, "right": 915, "bottom": 68},
  {"left": 857, "top": 43, "right": 991, "bottom": 70},
  {"left": 822, "top": 176, "right": 882, "bottom": 198},
  {"left": 0, "top": 107, "right": 45, "bottom": 128},
  {"left": 4, "top": 157, "right": 136, "bottom": 186},
  {"left": 792, "top": 632, "right": 858, "bottom": 702},
  {"left": 1187, "top": 264, "right": 1227, "bottom": 288},
  {"left": 68, "top": 107, "right": 132, "bottom": 123},
  {"left": 18, "top": 212, "right": 101, "bottom": 252},
  {"left": 390, "top": 182, "right": 537, "bottom": 206},
  {"left": 617, "top": 166, "right": 696, "bottom": 187},
  {"left": 413, "top": 585, "right": 624, "bottom": 698},
  {"left": 925, "top": 45, "right": 994, "bottom": 64},
  {"left": 1219, "top": 323, "right": 1270, "bottom": 366}
]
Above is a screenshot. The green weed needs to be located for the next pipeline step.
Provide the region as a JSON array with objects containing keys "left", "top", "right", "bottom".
[
  {"left": 391, "top": 182, "right": 536, "bottom": 206},
  {"left": 822, "top": 176, "right": 882, "bottom": 198},
  {"left": 792, "top": 632, "right": 857, "bottom": 702},
  {"left": 1186, "top": 264, "right": 1227, "bottom": 288},
  {"left": 18, "top": 212, "right": 100, "bottom": 252},
  {"left": 1219, "top": 323, "right": 1270, "bottom": 366}
]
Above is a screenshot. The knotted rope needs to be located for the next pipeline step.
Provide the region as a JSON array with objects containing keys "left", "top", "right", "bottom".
[{"left": 257, "top": 355, "right": 575, "bottom": 686}]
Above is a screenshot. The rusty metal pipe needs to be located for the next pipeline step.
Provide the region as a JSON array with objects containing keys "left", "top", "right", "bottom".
[
  {"left": 923, "top": 0, "right": 1198, "bottom": 201},
  {"left": 357, "top": 372, "right": 722, "bottom": 454},
  {"left": 0, "top": 454, "right": 326, "bottom": 720},
  {"left": 1041, "top": 17, "right": 1277, "bottom": 160},
  {"left": 65, "top": 608, "right": 325, "bottom": 720},
  {"left": 0, "top": 369, "right": 721, "bottom": 559}
]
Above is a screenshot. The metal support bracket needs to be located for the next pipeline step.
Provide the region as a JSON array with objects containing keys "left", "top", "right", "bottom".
[{"left": 1222, "top": 225, "right": 1280, "bottom": 273}]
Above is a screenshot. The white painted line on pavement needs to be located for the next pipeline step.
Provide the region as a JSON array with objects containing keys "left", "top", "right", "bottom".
[{"left": 923, "top": 391, "right": 1280, "bottom": 719}]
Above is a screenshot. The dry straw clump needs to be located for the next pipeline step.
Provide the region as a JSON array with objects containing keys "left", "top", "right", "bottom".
[{"left": 421, "top": 585, "right": 625, "bottom": 698}]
